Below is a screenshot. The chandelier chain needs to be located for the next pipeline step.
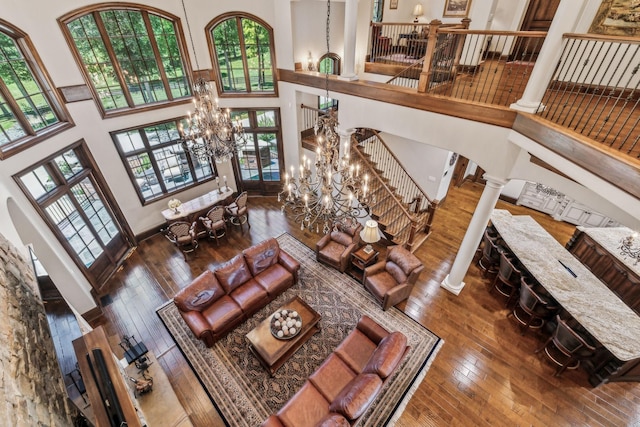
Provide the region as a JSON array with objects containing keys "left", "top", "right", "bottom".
[
  {"left": 325, "top": 0, "right": 331, "bottom": 97},
  {"left": 181, "top": 0, "right": 200, "bottom": 71}
]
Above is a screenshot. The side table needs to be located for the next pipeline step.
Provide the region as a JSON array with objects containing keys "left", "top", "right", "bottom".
[{"left": 349, "top": 246, "right": 379, "bottom": 283}]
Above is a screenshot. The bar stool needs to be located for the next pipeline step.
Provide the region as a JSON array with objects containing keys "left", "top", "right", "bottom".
[
  {"left": 225, "top": 191, "right": 250, "bottom": 231},
  {"left": 509, "top": 280, "right": 559, "bottom": 335},
  {"left": 491, "top": 252, "right": 522, "bottom": 307},
  {"left": 535, "top": 315, "right": 597, "bottom": 376},
  {"left": 478, "top": 230, "right": 502, "bottom": 276},
  {"left": 164, "top": 221, "right": 198, "bottom": 261}
]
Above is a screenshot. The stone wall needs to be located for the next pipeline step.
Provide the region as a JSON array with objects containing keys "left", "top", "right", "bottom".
[{"left": 0, "top": 233, "right": 73, "bottom": 426}]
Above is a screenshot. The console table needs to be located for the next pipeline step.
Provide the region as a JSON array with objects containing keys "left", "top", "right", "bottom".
[
  {"left": 491, "top": 209, "right": 640, "bottom": 385},
  {"left": 161, "top": 188, "right": 234, "bottom": 237}
]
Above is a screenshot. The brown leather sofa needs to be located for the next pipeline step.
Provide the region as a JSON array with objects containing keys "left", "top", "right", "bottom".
[
  {"left": 363, "top": 245, "right": 424, "bottom": 311},
  {"left": 316, "top": 221, "right": 363, "bottom": 273},
  {"left": 261, "top": 315, "right": 409, "bottom": 427},
  {"left": 173, "top": 238, "right": 300, "bottom": 347}
]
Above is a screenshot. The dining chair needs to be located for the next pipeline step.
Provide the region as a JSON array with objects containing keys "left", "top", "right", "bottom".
[
  {"left": 164, "top": 221, "right": 198, "bottom": 261},
  {"left": 225, "top": 191, "right": 250, "bottom": 231},
  {"left": 200, "top": 206, "right": 227, "bottom": 245}
]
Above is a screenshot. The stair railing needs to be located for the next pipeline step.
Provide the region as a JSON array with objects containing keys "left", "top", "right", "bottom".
[{"left": 352, "top": 130, "right": 439, "bottom": 250}]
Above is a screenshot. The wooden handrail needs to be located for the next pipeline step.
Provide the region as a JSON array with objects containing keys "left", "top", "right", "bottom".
[
  {"left": 438, "top": 29, "right": 548, "bottom": 37},
  {"left": 300, "top": 103, "right": 329, "bottom": 114},
  {"left": 563, "top": 32, "right": 640, "bottom": 44},
  {"left": 369, "top": 130, "right": 435, "bottom": 206}
]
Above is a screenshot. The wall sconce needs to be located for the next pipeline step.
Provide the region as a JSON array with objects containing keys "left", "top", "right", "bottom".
[{"left": 307, "top": 51, "right": 316, "bottom": 71}]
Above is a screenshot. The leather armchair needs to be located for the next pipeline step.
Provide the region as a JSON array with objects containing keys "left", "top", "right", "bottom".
[
  {"left": 363, "top": 245, "right": 424, "bottom": 310},
  {"left": 315, "top": 221, "right": 363, "bottom": 273}
]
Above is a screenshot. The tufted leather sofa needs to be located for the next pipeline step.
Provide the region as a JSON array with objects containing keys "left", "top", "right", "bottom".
[
  {"left": 261, "top": 315, "right": 409, "bottom": 427},
  {"left": 173, "top": 238, "right": 300, "bottom": 347},
  {"left": 315, "top": 221, "right": 363, "bottom": 273}
]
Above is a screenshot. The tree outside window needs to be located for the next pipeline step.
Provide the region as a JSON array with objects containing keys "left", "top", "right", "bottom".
[{"left": 208, "top": 14, "right": 276, "bottom": 96}]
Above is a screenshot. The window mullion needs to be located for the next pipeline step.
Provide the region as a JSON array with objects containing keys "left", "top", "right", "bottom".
[
  {"left": 142, "top": 13, "right": 172, "bottom": 100},
  {"left": 0, "top": 75, "right": 34, "bottom": 135},
  {"left": 237, "top": 18, "right": 252, "bottom": 93},
  {"left": 93, "top": 11, "right": 136, "bottom": 108}
]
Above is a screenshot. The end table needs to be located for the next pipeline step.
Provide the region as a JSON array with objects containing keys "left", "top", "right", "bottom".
[{"left": 349, "top": 246, "right": 379, "bottom": 283}]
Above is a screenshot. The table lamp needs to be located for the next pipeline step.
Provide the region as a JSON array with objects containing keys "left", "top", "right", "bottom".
[
  {"left": 413, "top": 4, "right": 424, "bottom": 24},
  {"left": 361, "top": 220, "right": 380, "bottom": 254}
]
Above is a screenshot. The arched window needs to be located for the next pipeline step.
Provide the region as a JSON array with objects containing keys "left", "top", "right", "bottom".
[
  {"left": 207, "top": 14, "right": 276, "bottom": 96},
  {"left": 60, "top": 5, "right": 192, "bottom": 116},
  {"left": 0, "top": 19, "right": 71, "bottom": 159},
  {"left": 318, "top": 53, "right": 341, "bottom": 75}
]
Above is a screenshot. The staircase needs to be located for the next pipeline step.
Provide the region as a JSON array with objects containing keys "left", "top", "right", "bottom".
[{"left": 351, "top": 129, "right": 438, "bottom": 252}]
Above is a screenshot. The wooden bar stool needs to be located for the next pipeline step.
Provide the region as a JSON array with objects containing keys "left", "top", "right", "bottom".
[
  {"left": 509, "top": 280, "right": 559, "bottom": 335},
  {"left": 491, "top": 252, "right": 522, "bottom": 307}
]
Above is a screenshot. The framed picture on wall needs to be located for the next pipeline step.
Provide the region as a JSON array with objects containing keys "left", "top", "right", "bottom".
[
  {"left": 443, "top": 0, "right": 472, "bottom": 17},
  {"left": 589, "top": 0, "right": 640, "bottom": 37},
  {"left": 390, "top": 0, "right": 398, "bottom": 10}
]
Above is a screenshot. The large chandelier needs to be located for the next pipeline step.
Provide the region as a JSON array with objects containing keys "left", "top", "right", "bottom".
[
  {"left": 279, "top": 111, "right": 372, "bottom": 233},
  {"left": 178, "top": 0, "right": 245, "bottom": 163},
  {"left": 179, "top": 78, "right": 246, "bottom": 163}
]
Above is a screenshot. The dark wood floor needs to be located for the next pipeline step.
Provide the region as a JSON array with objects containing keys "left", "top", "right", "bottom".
[{"left": 53, "top": 182, "right": 640, "bottom": 426}]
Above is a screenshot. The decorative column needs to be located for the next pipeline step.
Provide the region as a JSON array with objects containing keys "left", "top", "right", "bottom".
[
  {"left": 510, "top": 0, "right": 588, "bottom": 113},
  {"left": 340, "top": 0, "right": 359, "bottom": 81},
  {"left": 441, "top": 174, "right": 507, "bottom": 295}
]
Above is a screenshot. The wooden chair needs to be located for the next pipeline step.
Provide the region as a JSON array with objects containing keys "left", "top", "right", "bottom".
[
  {"left": 491, "top": 252, "right": 522, "bottom": 307},
  {"left": 509, "top": 280, "right": 559, "bottom": 335},
  {"left": 535, "top": 315, "right": 597, "bottom": 376},
  {"left": 164, "top": 221, "right": 198, "bottom": 261},
  {"left": 200, "top": 206, "right": 227, "bottom": 245},
  {"left": 225, "top": 191, "right": 250, "bottom": 231}
]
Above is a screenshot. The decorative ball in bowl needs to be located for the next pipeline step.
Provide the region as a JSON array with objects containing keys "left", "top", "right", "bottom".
[{"left": 270, "top": 308, "right": 303, "bottom": 340}]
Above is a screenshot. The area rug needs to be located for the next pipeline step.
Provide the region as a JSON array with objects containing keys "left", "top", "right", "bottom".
[{"left": 157, "top": 233, "right": 442, "bottom": 426}]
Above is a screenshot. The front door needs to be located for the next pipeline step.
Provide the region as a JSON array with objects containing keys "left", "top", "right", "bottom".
[
  {"left": 15, "top": 140, "right": 133, "bottom": 291},
  {"left": 232, "top": 109, "right": 284, "bottom": 195}
]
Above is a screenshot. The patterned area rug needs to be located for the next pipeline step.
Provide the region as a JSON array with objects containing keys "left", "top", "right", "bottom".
[{"left": 157, "top": 233, "right": 442, "bottom": 426}]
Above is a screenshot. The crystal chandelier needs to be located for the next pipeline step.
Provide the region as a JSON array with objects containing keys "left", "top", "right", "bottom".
[
  {"left": 619, "top": 232, "right": 640, "bottom": 265},
  {"left": 178, "top": 78, "right": 246, "bottom": 163},
  {"left": 178, "top": 0, "right": 246, "bottom": 163},
  {"left": 535, "top": 183, "right": 565, "bottom": 201},
  {"left": 279, "top": 111, "right": 372, "bottom": 233}
]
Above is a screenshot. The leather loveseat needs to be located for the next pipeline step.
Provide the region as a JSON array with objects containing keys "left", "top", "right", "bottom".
[
  {"left": 261, "top": 315, "right": 409, "bottom": 427},
  {"left": 173, "top": 238, "right": 300, "bottom": 347}
]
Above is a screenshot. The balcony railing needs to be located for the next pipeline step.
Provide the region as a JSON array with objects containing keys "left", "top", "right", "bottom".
[{"left": 537, "top": 33, "right": 640, "bottom": 159}]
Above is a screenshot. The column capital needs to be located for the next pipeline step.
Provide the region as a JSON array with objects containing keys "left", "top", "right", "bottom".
[{"left": 482, "top": 174, "right": 508, "bottom": 188}]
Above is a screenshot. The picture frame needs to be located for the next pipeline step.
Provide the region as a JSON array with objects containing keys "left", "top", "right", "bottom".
[
  {"left": 443, "top": 0, "right": 472, "bottom": 18},
  {"left": 589, "top": 0, "right": 640, "bottom": 37},
  {"left": 389, "top": 0, "right": 398, "bottom": 10}
]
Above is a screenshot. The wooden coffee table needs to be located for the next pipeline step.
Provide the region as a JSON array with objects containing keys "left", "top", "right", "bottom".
[{"left": 246, "top": 296, "right": 321, "bottom": 376}]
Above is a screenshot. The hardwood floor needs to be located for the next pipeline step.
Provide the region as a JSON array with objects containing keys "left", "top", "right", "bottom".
[{"left": 57, "top": 182, "right": 640, "bottom": 426}]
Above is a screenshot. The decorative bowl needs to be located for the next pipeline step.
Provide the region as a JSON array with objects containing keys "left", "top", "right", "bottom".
[{"left": 270, "top": 308, "right": 303, "bottom": 340}]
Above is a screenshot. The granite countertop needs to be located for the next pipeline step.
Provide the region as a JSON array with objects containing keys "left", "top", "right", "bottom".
[
  {"left": 577, "top": 226, "right": 640, "bottom": 276},
  {"left": 491, "top": 209, "right": 640, "bottom": 361},
  {"left": 161, "top": 188, "right": 234, "bottom": 221}
]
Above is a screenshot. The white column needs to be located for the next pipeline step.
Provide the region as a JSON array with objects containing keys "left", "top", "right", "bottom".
[
  {"left": 340, "top": 0, "right": 359, "bottom": 81},
  {"left": 441, "top": 175, "right": 507, "bottom": 295},
  {"left": 510, "top": 0, "right": 589, "bottom": 113}
]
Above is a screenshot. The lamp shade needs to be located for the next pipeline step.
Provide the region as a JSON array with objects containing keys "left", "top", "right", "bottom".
[
  {"left": 361, "top": 220, "right": 380, "bottom": 244},
  {"left": 413, "top": 4, "right": 424, "bottom": 17}
]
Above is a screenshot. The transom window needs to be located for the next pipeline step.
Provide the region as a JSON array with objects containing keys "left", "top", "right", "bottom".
[
  {"left": 60, "top": 6, "right": 191, "bottom": 116},
  {"left": 112, "top": 119, "right": 215, "bottom": 204},
  {"left": 0, "top": 19, "right": 70, "bottom": 159},
  {"left": 207, "top": 14, "right": 276, "bottom": 96}
]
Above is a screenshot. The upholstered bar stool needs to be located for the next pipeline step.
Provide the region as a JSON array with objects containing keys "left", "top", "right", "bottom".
[
  {"left": 535, "top": 315, "right": 597, "bottom": 376},
  {"left": 509, "top": 280, "right": 559, "bottom": 335},
  {"left": 478, "top": 230, "right": 502, "bottom": 277},
  {"left": 491, "top": 252, "right": 522, "bottom": 307}
]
